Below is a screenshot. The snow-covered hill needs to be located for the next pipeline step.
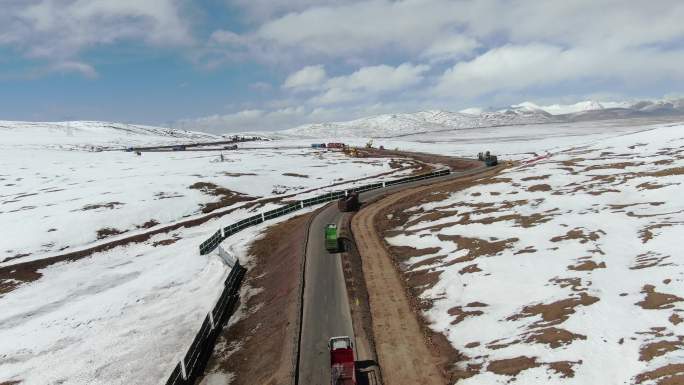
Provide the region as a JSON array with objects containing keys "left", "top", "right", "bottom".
[
  {"left": 282, "top": 98, "right": 684, "bottom": 139},
  {"left": 0, "top": 120, "right": 219, "bottom": 149},
  {"left": 283, "top": 108, "right": 556, "bottom": 138}
]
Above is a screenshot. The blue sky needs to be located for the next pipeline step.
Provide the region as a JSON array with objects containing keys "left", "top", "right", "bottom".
[{"left": 1, "top": 0, "right": 683, "bottom": 133}]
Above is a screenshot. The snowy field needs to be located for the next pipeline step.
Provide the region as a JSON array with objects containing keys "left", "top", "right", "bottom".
[
  {"left": 0, "top": 122, "right": 417, "bottom": 265},
  {"left": 0, "top": 122, "right": 419, "bottom": 385},
  {"left": 384, "top": 123, "right": 684, "bottom": 384},
  {"left": 1, "top": 118, "right": 681, "bottom": 385}
]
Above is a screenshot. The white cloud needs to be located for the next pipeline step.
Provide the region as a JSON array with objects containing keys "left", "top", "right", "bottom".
[
  {"left": 421, "top": 35, "right": 480, "bottom": 62},
  {"left": 283, "top": 65, "right": 327, "bottom": 90},
  {"left": 0, "top": 0, "right": 192, "bottom": 76},
  {"left": 435, "top": 43, "right": 684, "bottom": 98},
  {"left": 310, "top": 63, "right": 429, "bottom": 105},
  {"left": 51, "top": 61, "right": 99, "bottom": 78},
  {"left": 254, "top": 0, "right": 464, "bottom": 56},
  {"left": 209, "top": 29, "right": 248, "bottom": 46}
]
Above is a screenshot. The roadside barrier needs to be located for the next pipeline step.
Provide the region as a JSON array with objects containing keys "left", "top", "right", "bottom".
[
  {"left": 168, "top": 167, "right": 451, "bottom": 384},
  {"left": 165, "top": 262, "right": 246, "bottom": 385},
  {"left": 199, "top": 168, "right": 451, "bottom": 255}
]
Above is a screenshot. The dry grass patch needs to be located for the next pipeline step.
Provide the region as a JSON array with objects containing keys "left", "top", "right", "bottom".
[
  {"left": 524, "top": 327, "right": 587, "bottom": 348},
  {"left": 96, "top": 227, "right": 123, "bottom": 239},
  {"left": 636, "top": 285, "right": 683, "bottom": 310},
  {"left": 487, "top": 356, "right": 540, "bottom": 376},
  {"left": 639, "top": 338, "right": 684, "bottom": 362},
  {"left": 189, "top": 182, "right": 255, "bottom": 213},
  {"left": 508, "top": 292, "right": 600, "bottom": 327}
]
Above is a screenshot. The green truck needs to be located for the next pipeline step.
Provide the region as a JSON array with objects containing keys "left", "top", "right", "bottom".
[{"left": 325, "top": 224, "right": 339, "bottom": 252}]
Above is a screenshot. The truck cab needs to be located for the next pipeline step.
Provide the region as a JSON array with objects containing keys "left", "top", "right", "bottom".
[
  {"left": 329, "top": 336, "right": 356, "bottom": 385},
  {"left": 325, "top": 224, "right": 339, "bottom": 252}
]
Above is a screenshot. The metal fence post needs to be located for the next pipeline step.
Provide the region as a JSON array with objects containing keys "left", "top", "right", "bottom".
[{"left": 180, "top": 360, "right": 187, "bottom": 380}]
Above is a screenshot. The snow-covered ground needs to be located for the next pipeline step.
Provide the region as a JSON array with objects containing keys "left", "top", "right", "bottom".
[
  {"left": 384, "top": 123, "right": 684, "bottom": 384},
  {"left": 1, "top": 122, "right": 418, "bottom": 266},
  {"left": 0, "top": 121, "right": 421, "bottom": 385},
  {"left": 2, "top": 118, "right": 682, "bottom": 385}
]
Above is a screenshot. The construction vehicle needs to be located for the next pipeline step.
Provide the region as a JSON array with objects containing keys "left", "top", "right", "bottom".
[
  {"left": 338, "top": 192, "right": 359, "bottom": 212},
  {"left": 325, "top": 224, "right": 339, "bottom": 252},
  {"left": 344, "top": 147, "right": 362, "bottom": 158},
  {"left": 311, "top": 143, "right": 326, "bottom": 148},
  {"left": 478, "top": 151, "right": 498, "bottom": 167},
  {"left": 327, "top": 142, "right": 345, "bottom": 149},
  {"left": 329, "top": 336, "right": 356, "bottom": 385}
]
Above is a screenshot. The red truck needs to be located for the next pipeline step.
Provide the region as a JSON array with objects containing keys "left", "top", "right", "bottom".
[
  {"left": 327, "top": 142, "right": 345, "bottom": 149},
  {"left": 329, "top": 336, "right": 356, "bottom": 385}
]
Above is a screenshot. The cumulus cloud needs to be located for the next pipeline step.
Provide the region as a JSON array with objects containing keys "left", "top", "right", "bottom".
[
  {"left": 283, "top": 65, "right": 327, "bottom": 90},
  {"left": 0, "top": 0, "right": 192, "bottom": 76},
  {"left": 420, "top": 35, "right": 480, "bottom": 62},
  {"left": 254, "top": 0, "right": 464, "bottom": 56},
  {"left": 435, "top": 43, "right": 684, "bottom": 98},
  {"left": 309, "top": 63, "right": 429, "bottom": 105}
]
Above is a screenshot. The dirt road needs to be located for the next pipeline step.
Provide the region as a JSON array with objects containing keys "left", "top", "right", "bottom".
[
  {"left": 353, "top": 196, "right": 447, "bottom": 385},
  {"left": 351, "top": 167, "right": 504, "bottom": 385}
]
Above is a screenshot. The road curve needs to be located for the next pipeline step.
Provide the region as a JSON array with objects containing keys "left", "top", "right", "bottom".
[{"left": 297, "top": 162, "right": 489, "bottom": 385}]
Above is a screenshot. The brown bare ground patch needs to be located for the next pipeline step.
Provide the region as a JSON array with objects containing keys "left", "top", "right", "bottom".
[
  {"left": 80, "top": 201, "right": 124, "bottom": 210},
  {"left": 637, "top": 181, "right": 675, "bottom": 190},
  {"left": 639, "top": 338, "right": 684, "bottom": 361},
  {"left": 669, "top": 313, "right": 683, "bottom": 325},
  {"left": 584, "top": 161, "right": 645, "bottom": 171},
  {"left": 514, "top": 246, "right": 537, "bottom": 255},
  {"left": 152, "top": 238, "right": 178, "bottom": 247},
  {"left": 448, "top": 306, "right": 485, "bottom": 324},
  {"left": 223, "top": 172, "right": 257, "bottom": 177},
  {"left": 96, "top": 227, "right": 123, "bottom": 239},
  {"left": 436, "top": 234, "right": 518, "bottom": 263},
  {"left": 508, "top": 292, "right": 600, "bottom": 327},
  {"left": 636, "top": 285, "right": 683, "bottom": 310},
  {"left": 387, "top": 245, "right": 441, "bottom": 263},
  {"left": 550, "top": 277, "right": 587, "bottom": 292},
  {"left": 634, "top": 363, "right": 684, "bottom": 384},
  {"left": 528, "top": 184, "right": 552, "bottom": 192},
  {"left": 524, "top": 327, "right": 587, "bottom": 348},
  {"left": 568, "top": 260, "right": 606, "bottom": 271},
  {"left": 136, "top": 219, "right": 159, "bottom": 229},
  {"left": 459, "top": 264, "right": 482, "bottom": 274},
  {"left": 551, "top": 227, "right": 605, "bottom": 244},
  {"left": 548, "top": 361, "right": 579, "bottom": 378},
  {"left": 644, "top": 166, "right": 684, "bottom": 178},
  {"left": 189, "top": 182, "right": 255, "bottom": 213},
  {"left": 521, "top": 174, "right": 550, "bottom": 181},
  {"left": 639, "top": 223, "right": 679, "bottom": 243},
  {"left": 282, "top": 172, "right": 309, "bottom": 178},
  {"left": 487, "top": 356, "right": 539, "bottom": 376},
  {"left": 198, "top": 213, "right": 311, "bottom": 384},
  {"left": 631, "top": 252, "right": 673, "bottom": 270}
]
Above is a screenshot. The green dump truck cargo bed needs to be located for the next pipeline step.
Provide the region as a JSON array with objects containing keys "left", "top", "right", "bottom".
[{"left": 325, "top": 224, "right": 338, "bottom": 252}]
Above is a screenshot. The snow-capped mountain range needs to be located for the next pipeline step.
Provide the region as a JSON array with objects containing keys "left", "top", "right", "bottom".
[{"left": 283, "top": 98, "right": 684, "bottom": 138}]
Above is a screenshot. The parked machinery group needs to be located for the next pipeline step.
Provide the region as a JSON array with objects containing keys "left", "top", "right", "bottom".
[{"left": 478, "top": 151, "right": 499, "bottom": 166}]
